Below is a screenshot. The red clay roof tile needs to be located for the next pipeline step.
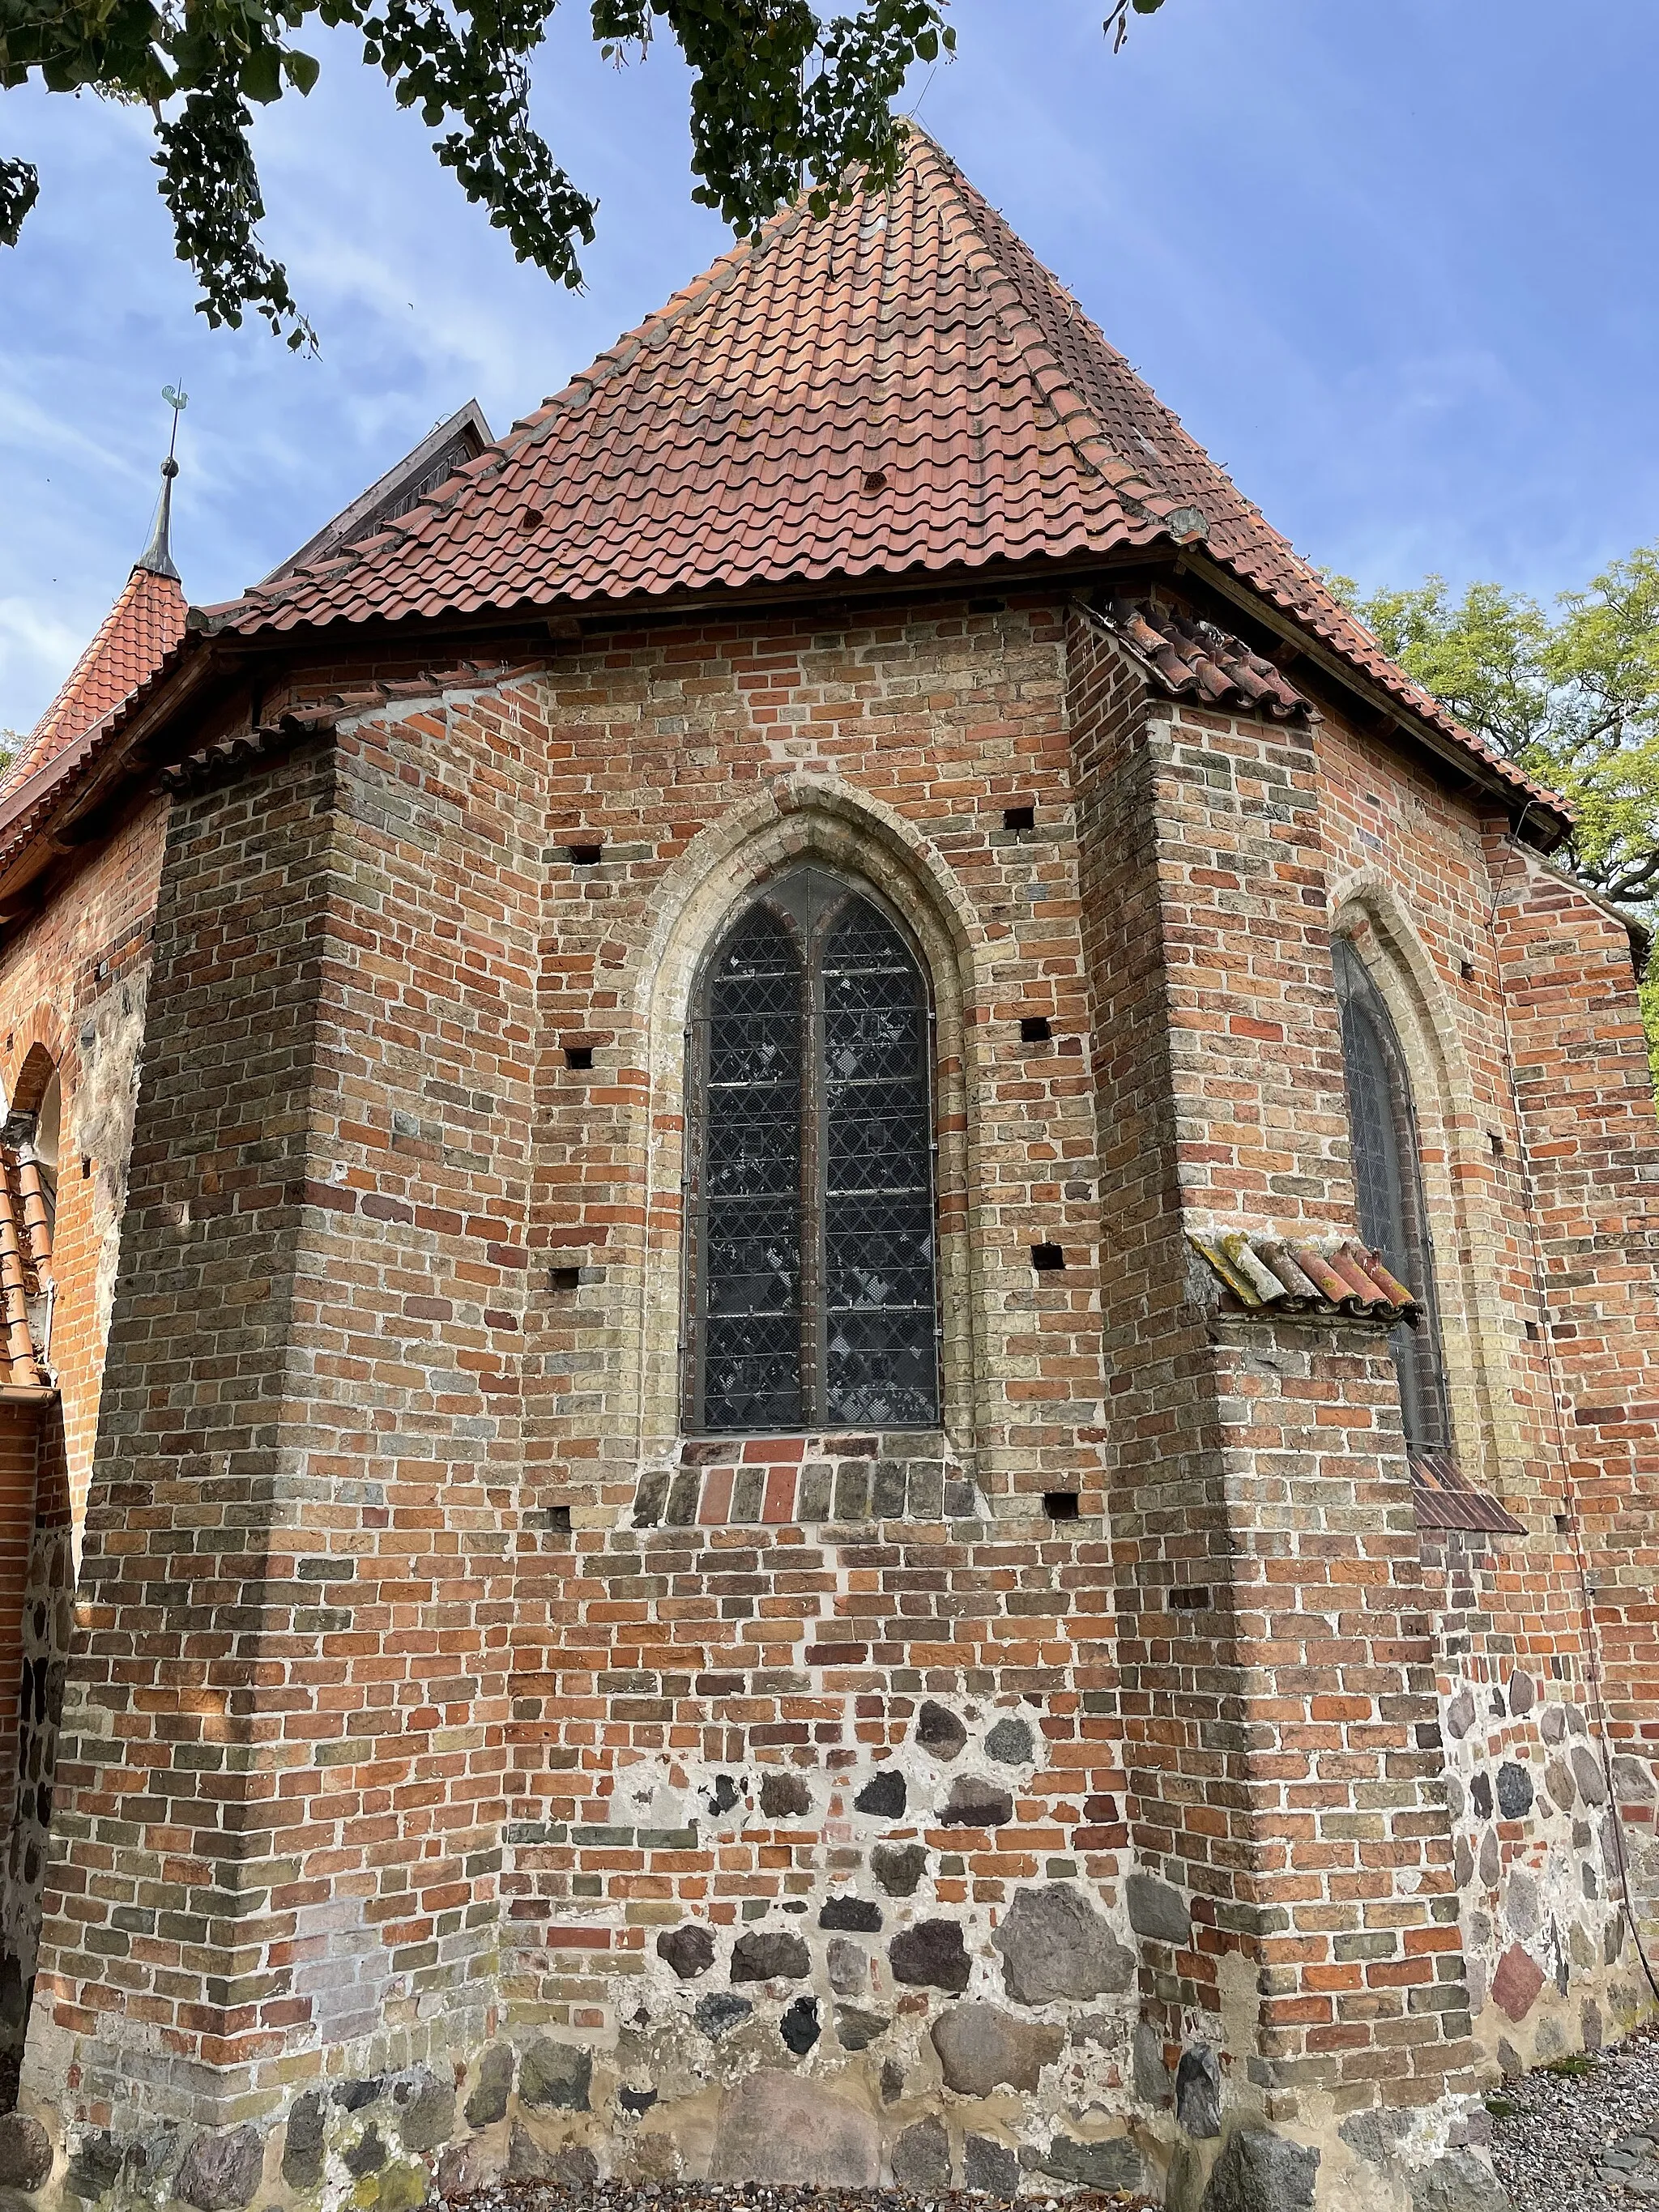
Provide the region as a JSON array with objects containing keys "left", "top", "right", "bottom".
[
  {"left": 1092, "top": 598, "right": 1310, "bottom": 721},
  {"left": 196, "top": 132, "right": 1559, "bottom": 817},
  {"left": 0, "top": 1143, "right": 53, "bottom": 1392},
  {"left": 1189, "top": 1228, "right": 1424, "bottom": 1323},
  {"left": 6, "top": 565, "right": 186, "bottom": 796}
]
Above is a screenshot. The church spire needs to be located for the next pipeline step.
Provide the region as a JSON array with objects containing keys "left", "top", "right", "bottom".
[
  {"left": 136, "top": 383, "right": 187, "bottom": 581},
  {"left": 4, "top": 387, "right": 191, "bottom": 793}
]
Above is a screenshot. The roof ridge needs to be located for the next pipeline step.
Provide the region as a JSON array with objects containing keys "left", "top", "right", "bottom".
[
  {"left": 927, "top": 144, "right": 1312, "bottom": 546},
  {"left": 906, "top": 134, "right": 1173, "bottom": 524},
  {"left": 916, "top": 138, "right": 1553, "bottom": 804}
]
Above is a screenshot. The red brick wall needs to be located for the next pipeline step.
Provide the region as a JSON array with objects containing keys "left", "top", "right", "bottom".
[
  {"left": 0, "top": 1407, "right": 37, "bottom": 1813},
  {"left": 1308, "top": 701, "right": 1659, "bottom": 2068},
  {"left": 0, "top": 795, "right": 168, "bottom": 1537},
  {"left": 1070, "top": 608, "right": 1476, "bottom": 2129},
  {"left": 29, "top": 710, "right": 548, "bottom": 2108},
  {"left": 8, "top": 586, "right": 1659, "bottom": 2196}
]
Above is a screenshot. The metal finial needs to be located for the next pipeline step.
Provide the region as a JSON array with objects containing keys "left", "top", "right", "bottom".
[{"left": 137, "top": 385, "right": 187, "bottom": 581}]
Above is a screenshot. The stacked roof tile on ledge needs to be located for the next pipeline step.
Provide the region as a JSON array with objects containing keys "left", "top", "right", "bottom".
[
  {"left": 0, "top": 1144, "right": 53, "bottom": 1393},
  {"left": 1094, "top": 599, "right": 1310, "bottom": 720},
  {"left": 192, "top": 134, "right": 1560, "bottom": 819},
  {"left": 1192, "top": 1231, "right": 1529, "bottom": 1536},
  {"left": 1190, "top": 1229, "right": 1422, "bottom": 1322}
]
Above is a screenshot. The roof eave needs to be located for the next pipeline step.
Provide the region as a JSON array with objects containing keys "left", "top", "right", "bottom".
[
  {"left": 0, "top": 631, "right": 220, "bottom": 921},
  {"left": 1177, "top": 547, "right": 1572, "bottom": 847},
  {"left": 0, "top": 537, "right": 1572, "bottom": 927}
]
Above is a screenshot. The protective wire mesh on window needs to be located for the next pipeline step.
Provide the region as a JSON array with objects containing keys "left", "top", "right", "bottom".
[
  {"left": 689, "top": 867, "right": 939, "bottom": 1434},
  {"left": 1333, "top": 936, "right": 1451, "bottom": 1455}
]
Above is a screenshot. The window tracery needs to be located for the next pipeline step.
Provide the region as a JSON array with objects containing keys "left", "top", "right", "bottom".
[{"left": 686, "top": 865, "right": 940, "bottom": 1434}]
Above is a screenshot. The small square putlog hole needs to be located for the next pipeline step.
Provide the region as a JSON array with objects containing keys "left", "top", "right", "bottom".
[
  {"left": 1030, "top": 1242, "right": 1066, "bottom": 1271},
  {"left": 566, "top": 842, "right": 604, "bottom": 866},
  {"left": 549, "top": 1266, "right": 583, "bottom": 1293},
  {"left": 1020, "top": 1016, "right": 1052, "bottom": 1043},
  {"left": 1169, "top": 1585, "right": 1213, "bottom": 1611},
  {"left": 1002, "top": 804, "right": 1035, "bottom": 834},
  {"left": 1043, "top": 1490, "right": 1081, "bottom": 1521},
  {"left": 564, "top": 1045, "right": 595, "bottom": 1071}
]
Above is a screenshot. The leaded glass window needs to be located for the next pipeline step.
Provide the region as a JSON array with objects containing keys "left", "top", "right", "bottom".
[
  {"left": 687, "top": 867, "right": 940, "bottom": 1433},
  {"left": 1333, "top": 936, "right": 1451, "bottom": 1455}
]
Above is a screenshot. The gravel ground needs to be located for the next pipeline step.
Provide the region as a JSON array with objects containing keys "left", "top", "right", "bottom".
[
  {"left": 448, "top": 2184, "right": 1154, "bottom": 2212},
  {"left": 1491, "top": 2024, "right": 1659, "bottom": 2208}
]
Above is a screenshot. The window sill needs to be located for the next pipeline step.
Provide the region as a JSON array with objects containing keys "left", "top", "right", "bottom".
[
  {"left": 633, "top": 1430, "right": 970, "bottom": 1528},
  {"left": 1410, "top": 1449, "right": 1527, "bottom": 1537}
]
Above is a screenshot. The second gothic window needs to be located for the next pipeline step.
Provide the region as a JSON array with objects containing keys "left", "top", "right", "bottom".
[
  {"left": 1333, "top": 935, "right": 1452, "bottom": 1457},
  {"left": 686, "top": 865, "right": 940, "bottom": 1434}
]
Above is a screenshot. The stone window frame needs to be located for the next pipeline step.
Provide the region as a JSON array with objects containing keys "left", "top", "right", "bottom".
[
  {"left": 628, "top": 781, "right": 987, "bottom": 1470},
  {"left": 1333, "top": 931, "right": 1454, "bottom": 1457},
  {"left": 1331, "top": 876, "right": 1520, "bottom": 1495}
]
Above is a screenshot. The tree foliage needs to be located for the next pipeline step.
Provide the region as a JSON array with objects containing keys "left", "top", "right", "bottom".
[
  {"left": 1347, "top": 555, "right": 1659, "bottom": 909},
  {"left": 1102, "top": 0, "right": 1165, "bottom": 51},
  {"left": 2, "top": 0, "right": 956, "bottom": 347},
  {"left": 1336, "top": 552, "right": 1659, "bottom": 1091}
]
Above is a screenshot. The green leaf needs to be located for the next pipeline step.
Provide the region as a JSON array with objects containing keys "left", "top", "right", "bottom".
[
  {"left": 2, "top": 0, "right": 972, "bottom": 343},
  {"left": 238, "top": 40, "right": 284, "bottom": 101},
  {"left": 0, "top": 156, "right": 40, "bottom": 246}
]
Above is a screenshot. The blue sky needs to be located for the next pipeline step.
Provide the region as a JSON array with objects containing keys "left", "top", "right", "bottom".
[{"left": 2, "top": 1, "right": 1654, "bottom": 733}]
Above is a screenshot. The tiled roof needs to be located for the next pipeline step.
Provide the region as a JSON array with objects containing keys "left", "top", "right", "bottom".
[
  {"left": 1093, "top": 598, "right": 1309, "bottom": 720},
  {"left": 0, "top": 1140, "right": 53, "bottom": 1393},
  {"left": 202, "top": 134, "right": 1171, "bottom": 636},
  {"left": 189, "top": 135, "right": 1561, "bottom": 820},
  {"left": 1190, "top": 1229, "right": 1423, "bottom": 1322},
  {"left": 4, "top": 563, "right": 186, "bottom": 796}
]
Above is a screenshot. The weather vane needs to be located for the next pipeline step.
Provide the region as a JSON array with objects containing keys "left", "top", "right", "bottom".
[{"left": 160, "top": 382, "right": 188, "bottom": 479}]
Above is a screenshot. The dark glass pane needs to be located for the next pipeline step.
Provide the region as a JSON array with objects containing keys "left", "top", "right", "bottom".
[
  {"left": 1341, "top": 999, "right": 1407, "bottom": 1264},
  {"left": 1334, "top": 940, "right": 1450, "bottom": 1455},
  {"left": 823, "top": 1313, "right": 940, "bottom": 1428},
  {"left": 699, "top": 907, "right": 804, "bottom": 1430},
  {"left": 820, "top": 896, "right": 938, "bottom": 1428}
]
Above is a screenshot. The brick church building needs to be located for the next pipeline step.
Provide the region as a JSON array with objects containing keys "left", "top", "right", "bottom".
[{"left": 0, "top": 132, "right": 1653, "bottom": 2210}]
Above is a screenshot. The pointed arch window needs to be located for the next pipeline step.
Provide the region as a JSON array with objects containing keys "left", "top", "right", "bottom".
[
  {"left": 1333, "top": 936, "right": 1451, "bottom": 1457},
  {"left": 686, "top": 865, "right": 940, "bottom": 1434}
]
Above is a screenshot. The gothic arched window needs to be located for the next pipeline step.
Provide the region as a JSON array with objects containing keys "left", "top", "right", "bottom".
[
  {"left": 1333, "top": 935, "right": 1451, "bottom": 1457},
  {"left": 686, "top": 865, "right": 940, "bottom": 1434}
]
